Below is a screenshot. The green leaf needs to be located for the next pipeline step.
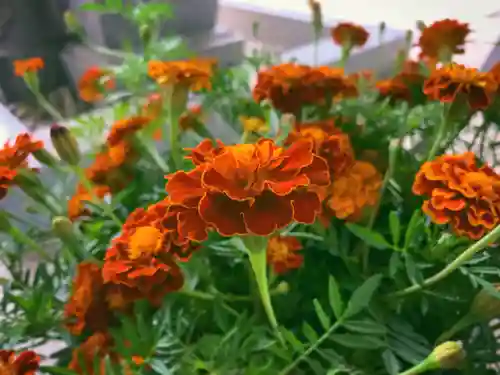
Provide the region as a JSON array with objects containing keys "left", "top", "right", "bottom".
[
  {"left": 302, "top": 322, "right": 319, "bottom": 344},
  {"left": 404, "top": 253, "right": 423, "bottom": 284},
  {"left": 328, "top": 276, "right": 344, "bottom": 319},
  {"left": 389, "top": 211, "right": 401, "bottom": 247},
  {"left": 346, "top": 223, "right": 391, "bottom": 250},
  {"left": 389, "top": 252, "right": 402, "bottom": 278},
  {"left": 475, "top": 277, "right": 500, "bottom": 300},
  {"left": 106, "top": 0, "right": 123, "bottom": 11},
  {"left": 382, "top": 350, "right": 401, "bottom": 375},
  {"left": 150, "top": 359, "right": 172, "bottom": 375},
  {"left": 403, "top": 210, "right": 423, "bottom": 250},
  {"left": 281, "top": 327, "right": 304, "bottom": 353},
  {"left": 313, "top": 299, "right": 331, "bottom": 330},
  {"left": 330, "top": 334, "right": 385, "bottom": 349},
  {"left": 79, "top": 2, "right": 107, "bottom": 11},
  {"left": 344, "top": 274, "right": 383, "bottom": 319},
  {"left": 343, "top": 319, "right": 387, "bottom": 335},
  {"left": 39, "top": 366, "right": 77, "bottom": 375}
]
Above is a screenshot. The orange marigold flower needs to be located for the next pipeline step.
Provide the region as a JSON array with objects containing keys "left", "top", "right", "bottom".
[
  {"left": 68, "top": 184, "right": 111, "bottom": 221},
  {"left": 330, "top": 22, "right": 369, "bottom": 48},
  {"left": 0, "top": 350, "right": 40, "bottom": 375},
  {"left": 253, "top": 63, "right": 357, "bottom": 114},
  {"left": 147, "top": 59, "right": 215, "bottom": 91},
  {"left": 166, "top": 138, "right": 330, "bottom": 237},
  {"left": 417, "top": 19, "right": 471, "bottom": 60},
  {"left": 423, "top": 63, "right": 497, "bottom": 110},
  {"left": 0, "top": 166, "right": 17, "bottom": 200},
  {"left": 412, "top": 152, "right": 500, "bottom": 240},
  {"left": 107, "top": 116, "right": 151, "bottom": 146},
  {"left": 179, "top": 104, "right": 204, "bottom": 131},
  {"left": 326, "top": 160, "right": 382, "bottom": 221},
  {"left": 285, "top": 120, "right": 355, "bottom": 177},
  {"left": 102, "top": 200, "right": 194, "bottom": 306},
  {"left": 376, "top": 79, "right": 412, "bottom": 103},
  {"left": 64, "top": 262, "right": 112, "bottom": 335},
  {"left": 78, "top": 66, "right": 115, "bottom": 102},
  {"left": 267, "top": 235, "right": 303, "bottom": 274},
  {"left": 13, "top": 57, "right": 44, "bottom": 77}
]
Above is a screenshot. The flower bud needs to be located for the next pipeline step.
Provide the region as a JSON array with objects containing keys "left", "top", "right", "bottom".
[
  {"left": 50, "top": 124, "right": 81, "bottom": 166},
  {"left": 469, "top": 286, "right": 500, "bottom": 321},
  {"left": 52, "top": 216, "right": 85, "bottom": 260},
  {"left": 416, "top": 21, "right": 426, "bottom": 32},
  {"left": 139, "top": 24, "right": 152, "bottom": 46},
  {"left": 275, "top": 281, "right": 290, "bottom": 294},
  {"left": 32, "top": 148, "right": 59, "bottom": 168},
  {"left": 428, "top": 341, "right": 465, "bottom": 370}
]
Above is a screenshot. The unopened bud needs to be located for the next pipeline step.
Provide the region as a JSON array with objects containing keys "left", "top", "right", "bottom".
[
  {"left": 52, "top": 216, "right": 84, "bottom": 260},
  {"left": 429, "top": 341, "right": 465, "bottom": 370},
  {"left": 416, "top": 21, "right": 426, "bottom": 32},
  {"left": 469, "top": 286, "right": 500, "bottom": 321},
  {"left": 275, "top": 281, "right": 290, "bottom": 294},
  {"left": 50, "top": 124, "right": 80, "bottom": 166},
  {"left": 139, "top": 25, "right": 152, "bottom": 46},
  {"left": 32, "top": 148, "right": 59, "bottom": 168}
]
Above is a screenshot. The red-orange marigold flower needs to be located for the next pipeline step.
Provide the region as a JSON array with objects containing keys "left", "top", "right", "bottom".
[
  {"left": 102, "top": 200, "right": 195, "bottom": 306},
  {"left": 13, "top": 58, "right": 44, "bottom": 77},
  {"left": 285, "top": 120, "right": 355, "bottom": 177},
  {"left": 326, "top": 160, "right": 382, "bottom": 221},
  {"left": 252, "top": 63, "right": 357, "bottom": 114},
  {"left": 166, "top": 138, "right": 331, "bottom": 237},
  {"left": 64, "top": 262, "right": 112, "bottom": 335},
  {"left": 78, "top": 66, "right": 115, "bottom": 102},
  {"left": 107, "top": 116, "right": 151, "bottom": 146},
  {"left": 376, "top": 79, "right": 412, "bottom": 103},
  {"left": 0, "top": 350, "right": 40, "bottom": 375},
  {"left": 0, "top": 166, "right": 17, "bottom": 199},
  {"left": 412, "top": 152, "right": 500, "bottom": 240},
  {"left": 418, "top": 19, "right": 471, "bottom": 60},
  {"left": 267, "top": 235, "right": 303, "bottom": 274},
  {"left": 147, "top": 59, "right": 215, "bottom": 91},
  {"left": 330, "top": 22, "right": 369, "bottom": 48},
  {"left": 68, "top": 184, "right": 111, "bottom": 221},
  {"left": 423, "top": 63, "right": 497, "bottom": 110}
]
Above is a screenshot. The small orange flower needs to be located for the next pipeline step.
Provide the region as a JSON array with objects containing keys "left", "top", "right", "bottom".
[
  {"left": 68, "top": 185, "right": 111, "bottom": 221},
  {"left": 107, "top": 116, "right": 151, "bottom": 146},
  {"left": 13, "top": 58, "right": 44, "bottom": 77},
  {"left": 326, "top": 160, "right": 382, "bottom": 221},
  {"left": 376, "top": 79, "right": 412, "bottom": 103},
  {"left": 64, "top": 262, "right": 112, "bottom": 335},
  {"left": 78, "top": 66, "right": 115, "bottom": 102},
  {"left": 179, "top": 104, "right": 204, "bottom": 131},
  {"left": 253, "top": 63, "right": 357, "bottom": 113},
  {"left": 267, "top": 235, "right": 303, "bottom": 274},
  {"left": 330, "top": 22, "right": 369, "bottom": 48},
  {"left": 0, "top": 350, "right": 40, "bottom": 375},
  {"left": 147, "top": 59, "right": 215, "bottom": 91},
  {"left": 413, "top": 152, "right": 500, "bottom": 239},
  {"left": 418, "top": 19, "right": 471, "bottom": 60},
  {"left": 166, "top": 138, "right": 330, "bottom": 237},
  {"left": 285, "top": 120, "right": 354, "bottom": 177},
  {"left": 423, "top": 63, "right": 497, "bottom": 110},
  {"left": 102, "top": 200, "right": 195, "bottom": 306}
]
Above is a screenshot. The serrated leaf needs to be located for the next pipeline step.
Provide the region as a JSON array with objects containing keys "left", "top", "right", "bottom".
[
  {"left": 404, "top": 253, "right": 423, "bottom": 284},
  {"left": 313, "top": 299, "right": 331, "bottom": 330},
  {"left": 343, "top": 319, "right": 387, "bottom": 335},
  {"left": 281, "top": 328, "right": 304, "bottom": 353},
  {"left": 346, "top": 223, "right": 391, "bottom": 250},
  {"left": 382, "top": 350, "right": 401, "bottom": 375},
  {"left": 344, "top": 274, "right": 383, "bottom": 319},
  {"left": 302, "top": 322, "right": 319, "bottom": 344},
  {"left": 330, "top": 334, "right": 385, "bottom": 349},
  {"left": 403, "top": 210, "right": 423, "bottom": 250},
  {"left": 389, "top": 252, "right": 402, "bottom": 278},
  {"left": 328, "top": 276, "right": 344, "bottom": 319},
  {"left": 389, "top": 211, "right": 401, "bottom": 247}
]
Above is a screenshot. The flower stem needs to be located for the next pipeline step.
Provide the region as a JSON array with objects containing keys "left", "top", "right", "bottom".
[
  {"left": 388, "top": 223, "right": 500, "bottom": 299},
  {"left": 135, "top": 135, "right": 169, "bottom": 172},
  {"left": 398, "top": 359, "right": 433, "bottom": 375},
  {"left": 9, "top": 226, "right": 50, "bottom": 260},
  {"left": 166, "top": 86, "right": 187, "bottom": 170},
  {"left": 179, "top": 287, "right": 285, "bottom": 302},
  {"left": 247, "top": 247, "right": 284, "bottom": 344},
  {"left": 426, "top": 106, "right": 448, "bottom": 161}
]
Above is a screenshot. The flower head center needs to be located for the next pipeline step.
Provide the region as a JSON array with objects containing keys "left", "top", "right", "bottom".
[{"left": 128, "top": 226, "right": 163, "bottom": 260}]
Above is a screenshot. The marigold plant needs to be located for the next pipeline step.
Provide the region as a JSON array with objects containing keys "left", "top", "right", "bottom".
[{"left": 3, "top": 5, "right": 500, "bottom": 375}]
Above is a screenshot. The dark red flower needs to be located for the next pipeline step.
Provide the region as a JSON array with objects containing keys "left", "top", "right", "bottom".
[{"left": 0, "top": 350, "right": 40, "bottom": 375}]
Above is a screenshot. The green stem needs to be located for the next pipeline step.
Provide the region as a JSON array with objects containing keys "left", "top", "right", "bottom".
[
  {"left": 435, "top": 314, "right": 476, "bottom": 344},
  {"left": 73, "top": 166, "right": 122, "bottom": 227},
  {"left": 398, "top": 359, "right": 433, "bottom": 375},
  {"left": 31, "top": 90, "right": 65, "bottom": 122},
  {"left": 9, "top": 226, "right": 50, "bottom": 260},
  {"left": 278, "top": 320, "right": 344, "bottom": 375},
  {"left": 388, "top": 223, "right": 500, "bottom": 299},
  {"left": 248, "top": 249, "right": 284, "bottom": 344},
  {"left": 167, "top": 93, "right": 184, "bottom": 170},
  {"left": 426, "top": 106, "right": 448, "bottom": 161},
  {"left": 135, "top": 135, "right": 169, "bottom": 172},
  {"left": 180, "top": 287, "right": 285, "bottom": 302}
]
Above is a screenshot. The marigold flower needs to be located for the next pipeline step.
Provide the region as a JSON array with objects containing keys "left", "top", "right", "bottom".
[
  {"left": 68, "top": 185, "right": 111, "bottom": 221},
  {"left": 102, "top": 200, "right": 194, "bottom": 305},
  {"left": 147, "top": 59, "right": 215, "bottom": 91},
  {"left": 78, "top": 66, "right": 115, "bottom": 102},
  {"left": 0, "top": 167, "right": 17, "bottom": 199},
  {"left": 166, "top": 138, "right": 331, "bottom": 236},
  {"left": 330, "top": 22, "right": 369, "bottom": 48},
  {"left": 412, "top": 152, "right": 500, "bottom": 239},
  {"left": 326, "top": 160, "right": 382, "bottom": 221},
  {"left": 417, "top": 19, "right": 471, "bottom": 60},
  {"left": 376, "top": 79, "right": 412, "bottom": 103},
  {"left": 0, "top": 350, "right": 40, "bottom": 375},
  {"left": 267, "top": 235, "right": 303, "bottom": 274},
  {"left": 253, "top": 63, "right": 357, "bottom": 113},
  {"left": 423, "top": 63, "right": 497, "bottom": 110},
  {"left": 13, "top": 58, "right": 44, "bottom": 77},
  {"left": 285, "top": 120, "right": 355, "bottom": 177},
  {"left": 106, "top": 116, "right": 151, "bottom": 147},
  {"left": 64, "top": 262, "right": 112, "bottom": 335}
]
